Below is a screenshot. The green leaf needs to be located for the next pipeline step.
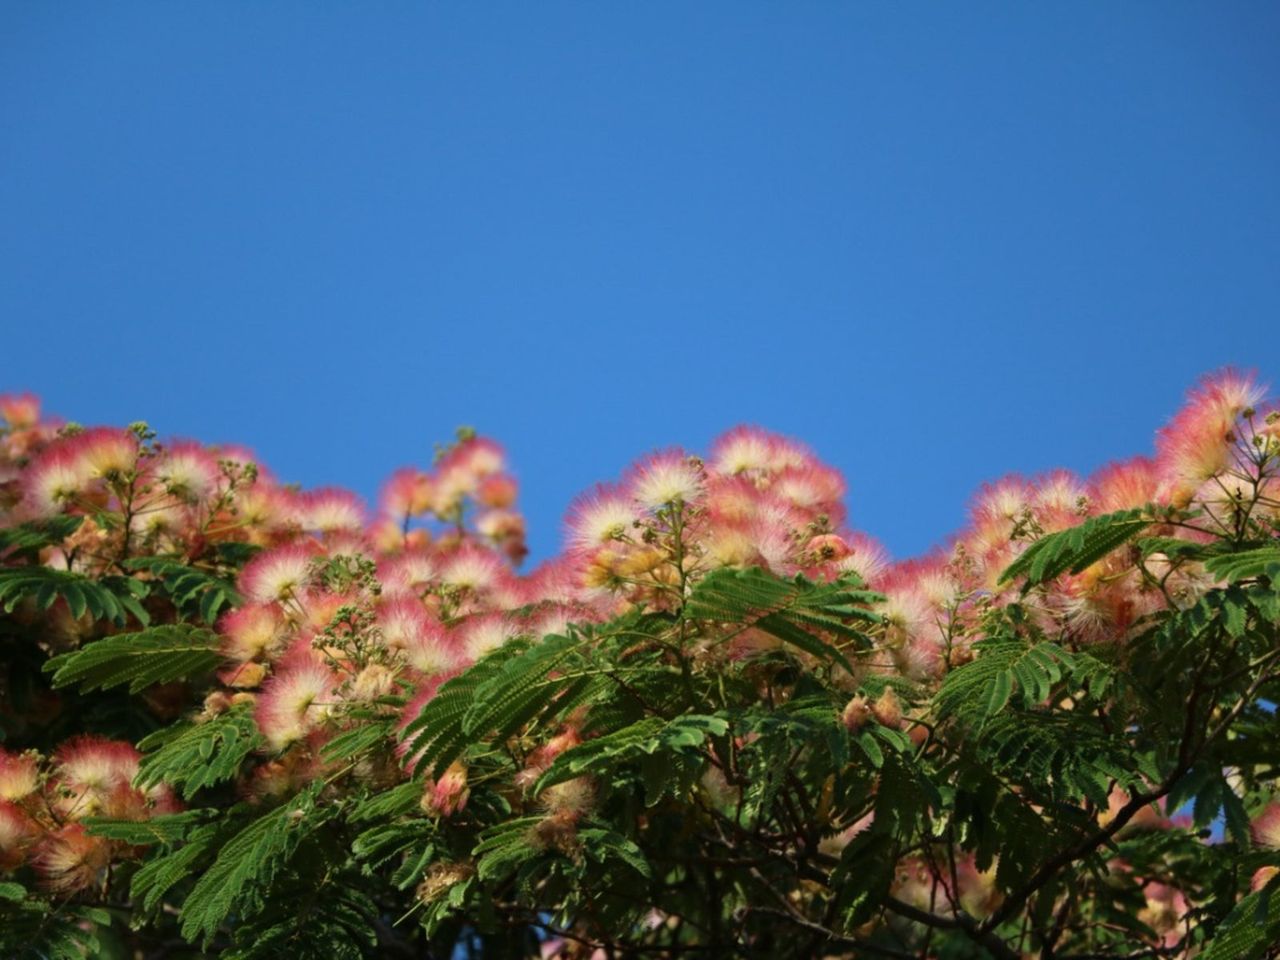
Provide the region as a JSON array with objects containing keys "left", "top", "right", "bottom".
[
  {"left": 1200, "top": 875, "right": 1280, "bottom": 960},
  {"left": 579, "top": 825, "right": 652, "bottom": 877},
  {"left": 936, "top": 639, "right": 1071, "bottom": 725},
  {"left": 1205, "top": 545, "right": 1280, "bottom": 584},
  {"left": 44, "top": 623, "right": 223, "bottom": 693},
  {"left": 319, "top": 719, "right": 395, "bottom": 763},
  {"left": 349, "top": 782, "right": 421, "bottom": 823},
  {"left": 223, "top": 883, "right": 378, "bottom": 960},
  {"left": 399, "top": 642, "right": 526, "bottom": 778},
  {"left": 473, "top": 817, "right": 544, "bottom": 881},
  {"left": 136, "top": 705, "right": 264, "bottom": 800},
  {"left": 0, "top": 565, "right": 140, "bottom": 626},
  {"left": 986, "top": 669, "right": 1013, "bottom": 719},
  {"left": 462, "top": 632, "right": 581, "bottom": 738},
  {"left": 537, "top": 713, "right": 724, "bottom": 800},
  {"left": 829, "top": 831, "right": 896, "bottom": 928},
  {"left": 85, "top": 809, "right": 210, "bottom": 845},
  {"left": 684, "top": 568, "right": 880, "bottom": 671},
  {"left": 0, "top": 515, "right": 84, "bottom": 555},
  {"left": 180, "top": 786, "right": 331, "bottom": 945},
  {"left": 999, "top": 508, "right": 1150, "bottom": 586},
  {"left": 856, "top": 731, "right": 884, "bottom": 768},
  {"left": 131, "top": 822, "right": 223, "bottom": 913},
  {"left": 0, "top": 898, "right": 109, "bottom": 960},
  {"left": 126, "top": 555, "right": 243, "bottom": 623}
]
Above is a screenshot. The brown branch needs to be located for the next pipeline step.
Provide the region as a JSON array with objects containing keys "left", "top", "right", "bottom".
[{"left": 982, "top": 658, "right": 1280, "bottom": 937}]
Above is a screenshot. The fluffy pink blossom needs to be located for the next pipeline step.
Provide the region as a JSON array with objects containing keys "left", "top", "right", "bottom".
[
  {"left": 239, "top": 543, "right": 319, "bottom": 603},
  {"left": 255, "top": 655, "right": 339, "bottom": 750},
  {"left": 0, "top": 392, "right": 40, "bottom": 428},
  {"left": 153, "top": 441, "right": 221, "bottom": 502},
  {"left": 0, "top": 749, "right": 39, "bottom": 801},
  {"left": 628, "top": 450, "right": 705, "bottom": 510}
]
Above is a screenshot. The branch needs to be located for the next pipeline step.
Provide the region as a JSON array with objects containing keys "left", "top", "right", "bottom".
[
  {"left": 983, "top": 660, "right": 1280, "bottom": 936},
  {"left": 744, "top": 906, "right": 917, "bottom": 960},
  {"left": 884, "top": 896, "right": 1020, "bottom": 960}
]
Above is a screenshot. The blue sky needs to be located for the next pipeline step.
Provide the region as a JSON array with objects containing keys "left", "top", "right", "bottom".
[{"left": 3, "top": 3, "right": 1278, "bottom": 565}]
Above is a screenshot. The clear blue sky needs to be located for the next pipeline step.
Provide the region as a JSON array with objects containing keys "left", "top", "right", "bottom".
[{"left": 3, "top": 3, "right": 1278, "bottom": 565}]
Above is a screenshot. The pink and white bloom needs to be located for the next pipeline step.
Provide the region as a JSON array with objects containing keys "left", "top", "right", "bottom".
[
  {"left": 254, "top": 656, "right": 339, "bottom": 750},
  {"left": 240, "top": 543, "right": 318, "bottom": 602},
  {"left": 298, "top": 488, "right": 365, "bottom": 532},
  {"left": 219, "top": 603, "right": 285, "bottom": 662},
  {"left": 628, "top": 451, "right": 705, "bottom": 510},
  {"left": 22, "top": 444, "right": 90, "bottom": 516},
  {"left": 0, "top": 749, "right": 39, "bottom": 801},
  {"left": 153, "top": 441, "right": 221, "bottom": 502},
  {"left": 566, "top": 485, "right": 638, "bottom": 551}
]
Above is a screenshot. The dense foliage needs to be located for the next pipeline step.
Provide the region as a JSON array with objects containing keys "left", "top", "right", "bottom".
[{"left": 1, "top": 374, "right": 1279, "bottom": 959}]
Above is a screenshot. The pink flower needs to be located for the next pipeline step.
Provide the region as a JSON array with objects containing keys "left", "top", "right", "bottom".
[
  {"left": 254, "top": 655, "right": 339, "bottom": 750},
  {"left": 239, "top": 543, "right": 319, "bottom": 602}
]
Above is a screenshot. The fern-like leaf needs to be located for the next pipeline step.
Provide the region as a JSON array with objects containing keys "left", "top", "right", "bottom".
[
  {"left": 85, "top": 809, "right": 211, "bottom": 845},
  {"left": 130, "top": 821, "right": 222, "bottom": 913},
  {"left": 44, "top": 623, "right": 223, "bottom": 693},
  {"left": 999, "top": 508, "right": 1150, "bottom": 586},
  {"left": 1199, "top": 875, "right": 1280, "bottom": 960},
  {"left": 0, "top": 564, "right": 146, "bottom": 626},
  {"left": 684, "top": 568, "right": 880, "bottom": 669},
  {"left": 127, "top": 555, "right": 242, "bottom": 623},
  {"left": 935, "top": 639, "right": 1070, "bottom": 725},
  {"left": 223, "top": 881, "right": 379, "bottom": 960},
  {"left": 319, "top": 717, "right": 397, "bottom": 763},
  {"left": 462, "top": 631, "right": 582, "bottom": 738},
  {"left": 1204, "top": 544, "right": 1280, "bottom": 583},
  {"left": 179, "top": 786, "right": 331, "bottom": 945},
  {"left": 0, "top": 894, "right": 110, "bottom": 960},
  {"left": 399, "top": 643, "right": 524, "bottom": 778},
  {"left": 136, "top": 705, "right": 264, "bottom": 800},
  {"left": 0, "top": 516, "right": 84, "bottom": 556},
  {"left": 474, "top": 816, "right": 545, "bottom": 881},
  {"left": 536, "top": 714, "right": 727, "bottom": 792}
]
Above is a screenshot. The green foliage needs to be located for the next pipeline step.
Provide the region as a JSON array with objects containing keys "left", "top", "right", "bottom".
[
  {"left": 126, "top": 555, "right": 242, "bottom": 623},
  {"left": 319, "top": 715, "right": 397, "bottom": 763},
  {"left": 537, "top": 713, "right": 727, "bottom": 797},
  {"left": 936, "top": 637, "right": 1070, "bottom": 724},
  {"left": 44, "top": 623, "right": 223, "bottom": 693},
  {"left": 1199, "top": 876, "right": 1280, "bottom": 960},
  {"left": 473, "top": 816, "right": 546, "bottom": 881},
  {"left": 1204, "top": 544, "right": 1280, "bottom": 583},
  {"left": 0, "top": 515, "right": 84, "bottom": 556},
  {"left": 0, "top": 885, "right": 112, "bottom": 960},
  {"left": 179, "top": 786, "right": 334, "bottom": 945},
  {"left": 130, "top": 821, "right": 224, "bottom": 913},
  {"left": 222, "top": 883, "right": 379, "bottom": 960},
  {"left": 399, "top": 644, "right": 525, "bottom": 779},
  {"left": 0, "top": 564, "right": 149, "bottom": 626},
  {"left": 684, "top": 567, "right": 881, "bottom": 669},
  {"left": 135, "top": 705, "right": 265, "bottom": 799},
  {"left": 462, "top": 631, "right": 583, "bottom": 740},
  {"left": 999, "top": 507, "right": 1151, "bottom": 586},
  {"left": 85, "top": 809, "right": 212, "bottom": 845}
]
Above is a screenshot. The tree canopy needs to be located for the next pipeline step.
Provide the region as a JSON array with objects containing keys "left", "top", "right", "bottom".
[{"left": 2, "top": 373, "right": 1279, "bottom": 958}]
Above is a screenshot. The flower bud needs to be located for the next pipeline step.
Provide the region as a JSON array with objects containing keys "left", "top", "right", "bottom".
[
  {"left": 841, "top": 694, "right": 872, "bottom": 733},
  {"left": 421, "top": 761, "right": 469, "bottom": 818},
  {"left": 1252, "top": 866, "right": 1280, "bottom": 892},
  {"left": 1251, "top": 801, "right": 1280, "bottom": 849},
  {"left": 872, "top": 688, "right": 903, "bottom": 729}
]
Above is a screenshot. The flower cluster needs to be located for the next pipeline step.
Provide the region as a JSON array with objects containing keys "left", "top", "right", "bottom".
[
  {"left": 0, "top": 739, "right": 178, "bottom": 892},
  {"left": 2, "top": 369, "right": 1279, "bottom": 957},
  {"left": 866, "top": 371, "right": 1278, "bottom": 684}
]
